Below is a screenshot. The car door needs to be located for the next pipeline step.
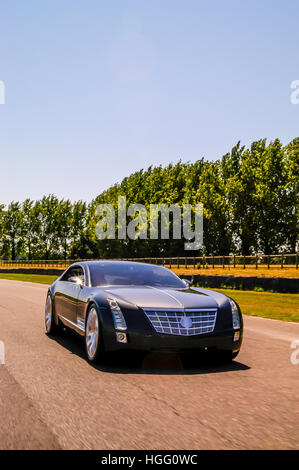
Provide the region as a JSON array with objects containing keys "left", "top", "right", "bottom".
[{"left": 54, "top": 266, "right": 84, "bottom": 327}]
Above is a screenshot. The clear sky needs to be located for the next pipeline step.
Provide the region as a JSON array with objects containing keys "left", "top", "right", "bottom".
[{"left": 0, "top": 0, "right": 298, "bottom": 205}]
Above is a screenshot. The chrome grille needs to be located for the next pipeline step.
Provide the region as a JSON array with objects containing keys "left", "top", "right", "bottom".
[{"left": 143, "top": 308, "right": 217, "bottom": 336}]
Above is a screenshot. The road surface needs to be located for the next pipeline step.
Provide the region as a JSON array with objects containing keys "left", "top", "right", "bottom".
[{"left": 0, "top": 279, "right": 298, "bottom": 450}]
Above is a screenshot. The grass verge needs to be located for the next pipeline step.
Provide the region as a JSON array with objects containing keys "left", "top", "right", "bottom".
[
  {"left": 171, "top": 267, "right": 299, "bottom": 278},
  {"left": 0, "top": 273, "right": 58, "bottom": 285},
  {"left": 216, "top": 288, "right": 299, "bottom": 322}
]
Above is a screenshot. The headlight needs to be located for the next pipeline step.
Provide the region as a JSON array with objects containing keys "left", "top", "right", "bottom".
[
  {"left": 107, "top": 298, "right": 127, "bottom": 331},
  {"left": 229, "top": 299, "right": 240, "bottom": 329}
]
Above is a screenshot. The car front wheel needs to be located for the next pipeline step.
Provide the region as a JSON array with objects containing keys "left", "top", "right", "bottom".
[{"left": 85, "top": 304, "right": 105, "bottom": 364}]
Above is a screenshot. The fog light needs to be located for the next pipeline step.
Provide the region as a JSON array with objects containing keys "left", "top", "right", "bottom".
[
  {"left": 116, "top": 332, "right": 127, "bottom": 343},
  {"left": 234, "top": 331, "right": 240, "bottom": 342}
]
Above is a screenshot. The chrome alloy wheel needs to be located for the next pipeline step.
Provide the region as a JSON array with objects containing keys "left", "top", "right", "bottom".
[
  {"left": 45, "top": 294, "right": 52, "bottom": 333},
  {"left": 86, "top": 307, "right": 99, "bottom": 361}
]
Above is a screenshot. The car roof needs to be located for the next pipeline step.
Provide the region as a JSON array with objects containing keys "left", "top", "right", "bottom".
[{"left": 79, "top": 260, "right": 157, "bottom": 267}]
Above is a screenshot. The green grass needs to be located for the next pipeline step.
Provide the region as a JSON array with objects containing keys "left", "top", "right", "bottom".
[
  {"left": 0, "top": 273, "right": 58, "bottom": 285},
  {"left": 0, "top": 273, "right": 298, "bottom": 323},
  {"left": 216, "top": 288, "right": 299, "bottom": 322}
]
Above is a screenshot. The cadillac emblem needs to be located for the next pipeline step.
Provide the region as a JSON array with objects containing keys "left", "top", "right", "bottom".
[{"left": 180, "top": 316, "right": 192, "bottom": 329}]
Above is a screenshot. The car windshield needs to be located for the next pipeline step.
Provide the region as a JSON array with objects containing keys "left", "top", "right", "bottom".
[{"left": 89, "top": 263, "right": 186, "bottom": 288}]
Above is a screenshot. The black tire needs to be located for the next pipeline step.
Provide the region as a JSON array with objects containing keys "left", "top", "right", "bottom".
[
  {"left": 85, "top": 303, "right": 106, "bottom": 364},
  {"left": 45, "top": 292, "right": 62, "bottom": 336}
]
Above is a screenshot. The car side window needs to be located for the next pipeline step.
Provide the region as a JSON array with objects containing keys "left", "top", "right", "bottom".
[
  {"left": 61, "top": 268, "right": 72, "bottom": 282},
  {"left": 61, "top": 266, "right": 85, "bottom": 284},
  {"left": 74, "top": 267, "right": 85, "bottom": 284}
]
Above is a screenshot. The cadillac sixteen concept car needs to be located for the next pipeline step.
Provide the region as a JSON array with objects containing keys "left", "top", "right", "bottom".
[{"left": 45, "top": 261, "right": 243, "bottom": 363}]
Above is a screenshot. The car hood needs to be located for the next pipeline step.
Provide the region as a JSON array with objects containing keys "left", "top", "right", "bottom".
[{"left": 102, "top": 285, "right": 219, "bottom": 310}]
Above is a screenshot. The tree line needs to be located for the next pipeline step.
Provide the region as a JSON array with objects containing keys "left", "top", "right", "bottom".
[{"left": 0, "top": 137, "right": 298, "bottom": 260}]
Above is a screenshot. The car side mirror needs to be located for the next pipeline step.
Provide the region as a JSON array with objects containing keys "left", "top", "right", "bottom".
[
  {"left": 68, "top": 276, "right": 83, "bottom": 287},
  {"left": 182, "top": 278, "right": 192, "bottom": 287}
]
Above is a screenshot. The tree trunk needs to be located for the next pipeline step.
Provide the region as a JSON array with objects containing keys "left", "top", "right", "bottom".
[{"left": 11, "top": 237, "right": 16, "bottom": 260}]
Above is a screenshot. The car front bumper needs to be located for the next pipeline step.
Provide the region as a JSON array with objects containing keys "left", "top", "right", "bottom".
[{"left": 103, "top": 328, "right": 243, "bottom": 354}]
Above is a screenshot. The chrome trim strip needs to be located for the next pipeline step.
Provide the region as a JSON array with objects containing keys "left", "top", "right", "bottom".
[
  {"left": 77, "top": 318, "right": 85, "bottom": 330},
  {"left": 141, "top": 307, "right": 185, "bottom": 312},
  {"left": 148, "top": 286, "right": 184, "bottom": 308},
  {"left": 143, "top": 308, "right": 217, "bottom": 312},
  {"left": 58, "top": 314, "right": 85, "bottom": 332}
]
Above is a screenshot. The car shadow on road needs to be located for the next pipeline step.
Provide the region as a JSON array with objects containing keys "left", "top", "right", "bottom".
[{"left": 48, "top": 329, "right": 250, "bottom": 375}]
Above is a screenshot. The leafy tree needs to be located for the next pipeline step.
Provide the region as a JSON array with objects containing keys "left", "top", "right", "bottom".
[
  {"left": 221, "top": 141, "right": 259, "bottom": 255},
  {"left": 21, "top": 199, "right": 39, "bottom": 260},
  {"left": 2, "top": 202, "right": 23, "bottom": 260},
  {"left": 253, "top": 139, "right": 288, "bottom": 254},
  {"left": 196, "top": 161, "right": 232, "bottom": 255},
  {"left": 34, "top": 195, "right": 60, "bottom": 259},
  {"left": 284, "top": 137, "right": 299, "bottom": 252},
  {"left": 57, "top": 199, "right": 73, "bottom": 259}
]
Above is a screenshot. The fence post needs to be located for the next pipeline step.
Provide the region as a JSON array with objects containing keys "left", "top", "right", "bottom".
[
  {"left": 296, "top": 253, "right": 298, "bottom": 270},
  {"left": 243, "top": 257, "right": 246, "bottom": 269},
  {"left": 267, "top": 256, "right": 270, "bottom": 269},
  {"left": 256, "top": 255, "right": 258, "bottom": 269},
  {"left": 281, "top": 254, "right": 283, "bottom": 269}
]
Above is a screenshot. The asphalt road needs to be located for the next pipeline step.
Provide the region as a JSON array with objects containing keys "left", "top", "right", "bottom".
[{"left": 0, "top": 279, "right": 298, "bottom": 450}]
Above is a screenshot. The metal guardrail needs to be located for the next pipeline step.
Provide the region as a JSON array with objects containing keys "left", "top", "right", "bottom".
[{"left": 0, "top": 254, "right": 298, "bottom": 270}]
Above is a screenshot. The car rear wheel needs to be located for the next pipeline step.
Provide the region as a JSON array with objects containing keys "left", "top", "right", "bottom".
[
  {"left": 45, "top": 293, "right": 61, "bottom": 335},
  {"left": 85, "top": 305, "right": 105, "bottom": 364}
]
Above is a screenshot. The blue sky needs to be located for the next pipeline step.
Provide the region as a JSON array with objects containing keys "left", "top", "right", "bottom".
[{"left": 0, "top": 0, "right": 298, "bottom": 205}]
